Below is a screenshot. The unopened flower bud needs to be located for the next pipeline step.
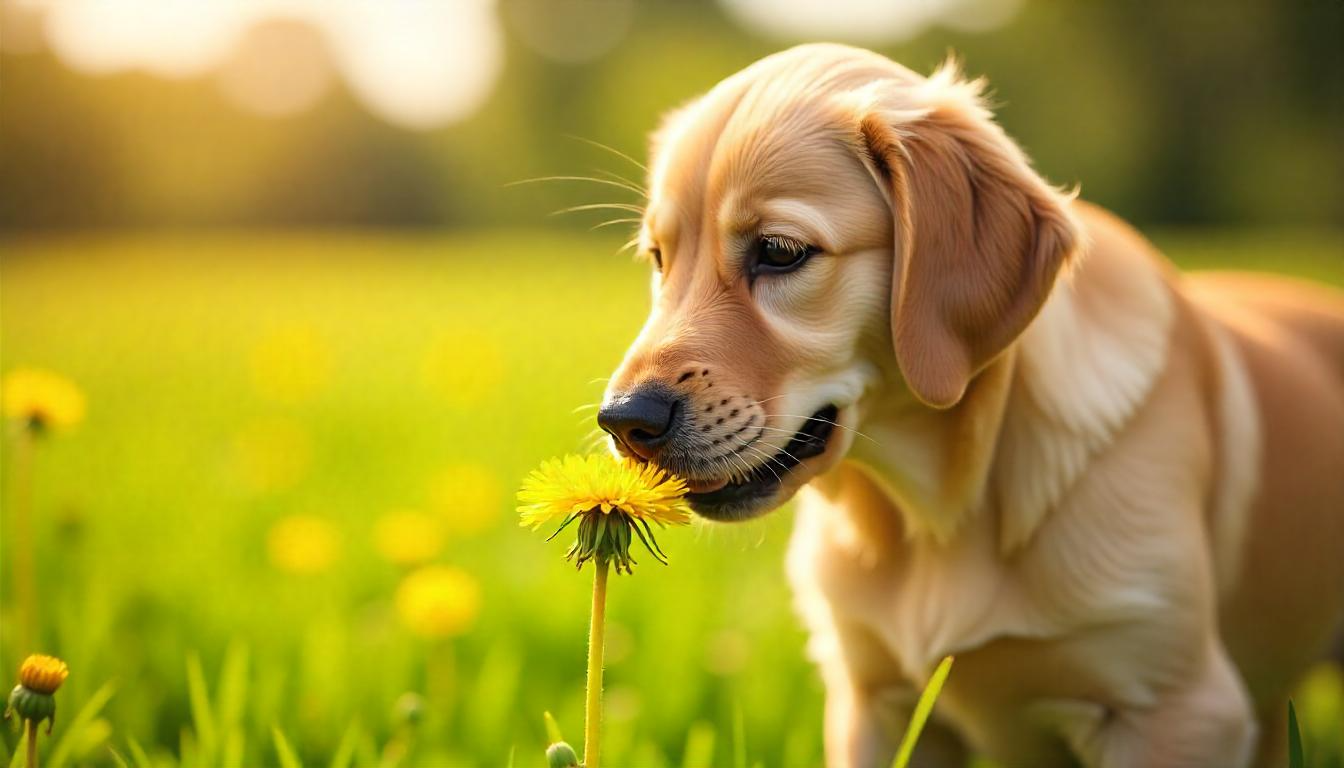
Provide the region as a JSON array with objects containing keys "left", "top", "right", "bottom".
[
  {"left": 5, "top": 655, "right": 68, "bottom": 734},
  {"left": 546, "top": 740, "right": 580, "bottom": 768}
]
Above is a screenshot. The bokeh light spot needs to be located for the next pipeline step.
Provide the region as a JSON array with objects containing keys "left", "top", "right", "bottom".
[
  {"left": 395, "top": 565, "right": 481, "bottom": 639},
  {"left": 267, "top": 513, "right": 341, "bottom": 575},
  {"left": 217, "top": 17, "right": 333, "bottom": 119}
]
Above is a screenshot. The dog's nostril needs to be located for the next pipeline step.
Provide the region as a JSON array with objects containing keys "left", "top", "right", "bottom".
[{"left": 597, "top": 385, "right": 682, "bottom": 460}]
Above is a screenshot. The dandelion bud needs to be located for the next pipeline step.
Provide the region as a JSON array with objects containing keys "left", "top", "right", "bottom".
[
  {"left": 6, "top": 654, "right": 68, "bottom": 733},
  {"left": 545, "top": 740, "right": 580, "bottom": 768},
  {"left": 394, "top": 692, "right": 425, "bottom": 726}
]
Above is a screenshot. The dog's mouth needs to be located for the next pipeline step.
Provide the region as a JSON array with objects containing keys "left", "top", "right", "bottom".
[{"left": 684, "top": 404, "right": 839, "bottom": 518}]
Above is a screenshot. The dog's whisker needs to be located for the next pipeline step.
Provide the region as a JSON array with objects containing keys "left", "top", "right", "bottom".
[
  {"left": 732, "top": 429, "right": 807, "bottom": 467},
  {"left": 594, "top": 168, "right": 647, "bottom": 196},
  {"left": 766, "top": 412, "right": 879, "bottom": 444},
  {"left": 737, "top": 444, "right": 787, "bottom": 485},
  {"left": 551, "top": 202, "right": 646, "bottom": 217},
  {"left": 590, "top": 217, "right": 643, "bottom": 231},
  {"left": 571, "top": 402, "right": 601, "bottom": 413},
  {"left": 617, "top": 236, "right": 642, "bottom": 256},
  {"left": 745, "top": 394, "right": 792, "bottom": 407},
  {"left": 565, "top": 134, "right": 648, "bottom": 172},
  {"left": 709, "top": 444, "right": 754, "bottom": 485},
  {"left": 504, "top": 175, "right": 645, "bottom": 197}
]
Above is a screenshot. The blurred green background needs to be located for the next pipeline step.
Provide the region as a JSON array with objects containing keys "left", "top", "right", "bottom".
[{"left": 2, "top": 1, "right": 1342, "bottom": 766}]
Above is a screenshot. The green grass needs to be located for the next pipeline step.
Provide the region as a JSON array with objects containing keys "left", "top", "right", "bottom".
[{"left": 1, "top": 229, "right": 1341, "bottom": 767}]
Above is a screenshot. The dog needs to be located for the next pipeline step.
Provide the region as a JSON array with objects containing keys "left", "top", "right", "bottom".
[{"left": 597, "top": 44, "right": 1344, "bottom": 767}]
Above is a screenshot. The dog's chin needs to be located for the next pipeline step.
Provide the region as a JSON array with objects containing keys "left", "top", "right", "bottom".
[{"left": 685, "top": 404, "right": 841, "bottom": 523}]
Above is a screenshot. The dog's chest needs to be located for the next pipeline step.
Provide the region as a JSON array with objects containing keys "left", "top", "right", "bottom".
[
  {"left": 789, "top": 495, "right": 1029, "bottom": 683},
  {"left": 788, "top": 471, "right": 1211, "bottom": 762}
]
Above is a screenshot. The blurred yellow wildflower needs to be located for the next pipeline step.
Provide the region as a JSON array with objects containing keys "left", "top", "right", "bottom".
[
  {"left": 231, "top": 418, "right": 312, "bottom": 493},
  {"left": 517, "top": 454, "right": 690, "bottom": 572},
  {"left": 17, "top": 655, "right": 67, "bottom": 696},
  {"left": 267, "top": 514, "right": 341, "bottom": 575},
  {"left": 428, "top": 463, "right": 502, "bottom": 534},
  {"left": 394, "top": 565, "right": 480, "bottom": 639},
  {"left": 249, "top": 325, "right": 331, "bottom": 403},
  {"left": 1, "top": 368, "right": 85, "bottom": 431},
  {"left": 374, "top": 509, "right": 446, "bottom": 566},
  {"left": 420, "top": 331, "right": 504, "bottom": 407}
]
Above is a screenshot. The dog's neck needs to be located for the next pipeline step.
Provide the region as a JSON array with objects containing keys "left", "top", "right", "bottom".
[
  {"left": 847, "top": 207, "right": 1177, "bottom": 550},
  {"left": 847, "top": 353, "right": 1015, "bottom": 544}
]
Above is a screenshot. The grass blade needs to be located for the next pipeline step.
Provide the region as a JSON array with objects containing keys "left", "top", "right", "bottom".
[
  {"left": 217, "top": 642, "right": 249, "bottom": 738},
  {"left": 9, "top": 731, "right": 26, "bottom": 768},
  {"left": 543, "top": 712, "right": 565, "bottom": 745},
  {"left": 1287, "top": 698, "right": 1305, "bottom": 768},
  {"left": 681, "top": 722, "right": 715, "bottom": 768},
  {"left": 186, "top": 653, "right": 217, "bottom": 763},
  {"left": 47, "top": 680, "right": 117, "bottom": 768},
  {"left": 125, "top": 736, "right": 153, "bottom": 768},
  {"left": 328, "top": 720, "right": 361, "bottom": 768},
  {"left": 891, "top": 655, "right": 954, "bottom": 768},
  {"left": 272, "top": 726, "right": 303, "bottom": 768}
]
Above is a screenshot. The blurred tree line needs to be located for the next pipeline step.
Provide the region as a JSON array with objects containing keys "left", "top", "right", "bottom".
[{"left": 1, "top": 0, "right": 1340, "bottom": 232}]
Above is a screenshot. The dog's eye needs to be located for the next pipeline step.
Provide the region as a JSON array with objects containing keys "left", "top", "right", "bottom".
[
  {"left": 647, "top": 246, "right": 663, "bottom": 271},
  {"left": 754, "top": 235, "right": 818, "bottom": 275}
]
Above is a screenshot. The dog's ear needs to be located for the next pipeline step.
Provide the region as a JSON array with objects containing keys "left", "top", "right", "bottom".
[{"left": 857, "top": 66, "right": 1080, "bottom": 409}]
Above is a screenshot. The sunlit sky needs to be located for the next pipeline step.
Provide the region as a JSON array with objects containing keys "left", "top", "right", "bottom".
[{"left": 2, "top": 0, "right": 1019, "bottom": 129}]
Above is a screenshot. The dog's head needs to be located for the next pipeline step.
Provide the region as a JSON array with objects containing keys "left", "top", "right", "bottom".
[{"left": 599, "top": 44, "right": 1079, "bottom": 521}]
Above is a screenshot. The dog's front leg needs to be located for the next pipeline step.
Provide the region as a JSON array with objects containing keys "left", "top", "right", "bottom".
[
  {"left": 823, "top": 666, "right": 968, "bottom": 768},
  {"left": 1079, "top": 636, "right": 1257, "bottom": 768},
  {"left": 824, "top": 671, "right": 891, "bottom": 768}
]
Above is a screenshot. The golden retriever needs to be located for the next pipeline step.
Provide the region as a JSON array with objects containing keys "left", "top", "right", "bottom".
[{"left": 597, "top": 44, "right": 1344, "bottom": 768}]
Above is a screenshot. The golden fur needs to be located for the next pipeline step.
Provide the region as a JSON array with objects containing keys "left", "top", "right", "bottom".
[{"left": 603, "top": 44, "right": 1344, "bottom": 767}]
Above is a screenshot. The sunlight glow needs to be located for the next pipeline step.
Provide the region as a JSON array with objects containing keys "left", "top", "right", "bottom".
[
  {"left": 30, "top": 0, "right": 503, "bottom": 129},
  {"left": 718, "top": 0, "right": 1022, "bottom": 42}
]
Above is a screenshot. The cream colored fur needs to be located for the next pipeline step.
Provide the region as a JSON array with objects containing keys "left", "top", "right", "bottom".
[{"left": 604, "top": 43, "right": 1344, "bottom": 768}]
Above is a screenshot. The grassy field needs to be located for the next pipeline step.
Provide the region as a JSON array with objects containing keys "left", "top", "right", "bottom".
[{"left": 2, "top": 229, "right": 1342, "bottom": 767}]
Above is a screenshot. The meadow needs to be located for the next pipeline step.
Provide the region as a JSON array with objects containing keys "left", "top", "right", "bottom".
[{"left": 2, "top": 229, "right": 1342, "bottom": 767}]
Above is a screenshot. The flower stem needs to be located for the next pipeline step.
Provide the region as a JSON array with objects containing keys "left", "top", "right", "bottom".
[
  {"left": 583, "top": 557, "right": 610, "bottom": 768},
  {"left": 26, "top": 718, "right": 38, "bottom": 768}
]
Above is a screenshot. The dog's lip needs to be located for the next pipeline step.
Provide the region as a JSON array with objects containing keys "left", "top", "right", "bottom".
[{"left": 684, "top": 404, "right": 839, "bottom": 509}]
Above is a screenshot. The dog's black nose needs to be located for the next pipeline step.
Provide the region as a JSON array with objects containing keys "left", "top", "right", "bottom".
[{"left": 598, "top": 385, "right": 681, "bottom": 460}]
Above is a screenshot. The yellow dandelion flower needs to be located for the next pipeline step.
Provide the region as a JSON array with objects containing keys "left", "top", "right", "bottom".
[
  {"left": 2, "top": 368, "right": 85, "bottom": 431},
  {"left": 17, "top": 655, "right": 67, "bottom": 696},
  {"left": 267, "top": 514, "right": 341, "bottom": 575},
  {"left": 249, "top": 326, "right": 331, "bottom": 404},
  {"left": 394, "top": 565, "right": 480, "bottom": 639},
  {"left": 428, "top": 463, "right": 502, "bottom": 535},
  {"left": 517, "top": 454, "right": 690, "bottom": 573},
  {"left": 374, "top": 509, "right": 446, "bottom": 566}
]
